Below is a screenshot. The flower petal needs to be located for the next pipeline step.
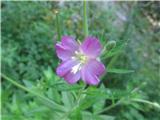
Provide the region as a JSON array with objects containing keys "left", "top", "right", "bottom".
[
  {"left": 61, "top": 36, "right": 79, "bottom": 51},
  {"left": 55, "top": 44, "right": 74, "bottom": 61},
  {"left": 81, "top": 69, "right": 100, "bottom": 85},
  {"left": 80, "top": 37, "right": 102, "bottom": 58},
  {"left": 64, "top": 71, "right": 80, "bottom": 84},
  {"left": 56, "top": 59, "right": 79, "bottom": 77},
  {"left": 55, "top": 36, "right": 79, "bottom": 61},
  {"left": 87, "top": 59, "right": 106, "bottom": 76},
  {"left": 81, "top": 60, "right": 105, "bottom": 85}
]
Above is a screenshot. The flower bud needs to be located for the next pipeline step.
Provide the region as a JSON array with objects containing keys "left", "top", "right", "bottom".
[
  {"left": 105, "top": 41, "right": 116, "bottom": 51},
  {"left": 54, "top": 10, "right": 59, "bottom": 14}
]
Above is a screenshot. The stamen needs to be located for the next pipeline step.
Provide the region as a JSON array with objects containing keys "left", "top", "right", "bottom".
[
  {"left": 75, "top": 51, "right": 79, "bottom": 55},
  {"left": 71, "top": 63, "right": 82, "bottom": 74},
  {"left": 96, "top": 57, "right": 100, "bottom": 61},
  {"left": 71, "top": 56, "right": 76, "bottom": 60},
  {"left": 73, "top": 51, "right": 87, "bottom": 63},
  {"left": 77, "top": 39, "right": 81, "bottom": 45}
]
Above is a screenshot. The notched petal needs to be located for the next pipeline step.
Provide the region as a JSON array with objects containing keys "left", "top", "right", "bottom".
[
  {"left": 81, "top": 59, "right": 105, "bottom": 85},
  {"left": 55, "top": 44, "right": 73, "bottom": 61},
  {"left": 80, "top": 37, "right": 102, "bottom": 58},
  {"left": 64, "top": 71, "right": 80, "bottom": 84},
  {"left": 55, "top": 36, "right": 79, "bottom": 61},
  {"left": 61, "top": 36, "right": 79, "bottom": 51}
]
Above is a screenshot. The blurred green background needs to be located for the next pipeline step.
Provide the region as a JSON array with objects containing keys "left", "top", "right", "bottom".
[{"left": 1, "top": 1, "right": 160, "bottom": 120}]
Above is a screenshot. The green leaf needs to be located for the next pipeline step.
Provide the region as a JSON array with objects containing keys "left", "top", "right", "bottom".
[
  {"left": 62, "top": 91, "right": 74, "bottom": 109},
  {"left": 93, "top": 85, "right": 105, "bottom": 113},
  {"left": 55, "top": 83, "right": 83, "bottom": 91},
  {"left": 101, "top": 43, "right": 125, "bottom": 59},
  {"left": 23, "top": 79, "right": 34, "bottom": 88},
  {"left": 43, "top": 67, "right": 59, "bottom": 85},
  {"left": 79, "top": 88, "right": 108, "bottom": 110},
  {"left": 82, "top": 111, "right": 93, "bottom": 120},
  {"left": 82, "top": 111, "right": 115, "bottom": 120},
  {"left": 1, "top": 73, "right": 67, "bottom": 112},
  {"left": 69, "top": 108, "right": 82, "bottom": 120},
  {"left": 93, "top": 100, "right": 105, "bottom": 114},
  {"left": 98, "top": 115, "right": 115, "bottom": 120},
  {"left": 107, "top": 68, "right": 134, "bottom": 74},
  {"left": 46, "top": 88, "right": 61, "bottom": 104}
]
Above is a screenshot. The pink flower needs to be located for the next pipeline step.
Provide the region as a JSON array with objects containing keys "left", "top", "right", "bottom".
[{"left": 55, "top": 36, "right": 105, "bottom": 85}]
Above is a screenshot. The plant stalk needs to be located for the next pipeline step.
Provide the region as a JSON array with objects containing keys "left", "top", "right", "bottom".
[
  {"left": 83, "top": 0, "right": 89, "bottom": 37},
  {"left": 55, "top": 10, "right": 61, "bottom": 41}
]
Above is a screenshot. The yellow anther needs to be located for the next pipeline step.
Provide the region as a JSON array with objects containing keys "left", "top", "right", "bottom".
[{"left": 74, "top": 51, "right": 87, "bottom": 64}]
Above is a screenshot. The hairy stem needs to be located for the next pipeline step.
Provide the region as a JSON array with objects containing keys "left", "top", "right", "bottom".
[
  {"left": 55, "top": 10, "right": 61, "bottom": 41},
  {"left": 83, "top": 0, "right": 89, "bottom": 37}
]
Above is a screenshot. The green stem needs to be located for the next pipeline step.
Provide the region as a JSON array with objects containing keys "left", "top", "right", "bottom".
[
  {"left": 76, "top": 84, "right": 87, "bottom": 104},
  {"left": 96, "top": 97, "right": 160, "bottom": 115},
  {"left": 83, "top": 0, "right": 89, "bottom": 37},
  {"left": 132, "top": 98, "right": 160, "bottom": 109},
  {"left": 60, "top": 84, "right": 87, "bottom": 120},
  {"left": 96, "top": 99, "right": 122, "bottom": 114},
  {"left": 55, "top": 10, "right": 61, "bottom": 41},
  {"left": 1, "top": 73, "right": 66, "bottom": 112}
]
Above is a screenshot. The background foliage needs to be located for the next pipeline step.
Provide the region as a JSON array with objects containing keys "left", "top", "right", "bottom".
[{"left": 1, "top": 1, "right": 160, "bottom": 120}]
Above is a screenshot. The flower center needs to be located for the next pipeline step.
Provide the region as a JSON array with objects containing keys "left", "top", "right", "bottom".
[
  {"left": 71, "top": 51, "right": 88, "bottom": 74},
  {"left": 74, "top": 51, "right": 87, "bottom": 64}
]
